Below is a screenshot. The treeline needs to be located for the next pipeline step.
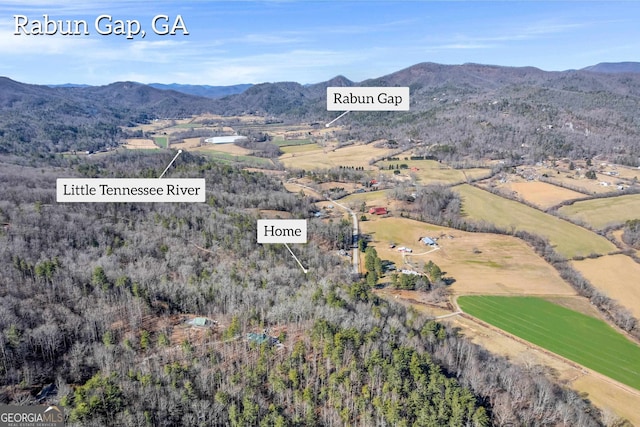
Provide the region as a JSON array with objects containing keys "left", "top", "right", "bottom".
[
  {"left": 622, "top": 219, "right": 640, "bottom": 249},
  {"left": 0, "top": 152, "right": 607, "bottom": 425}
]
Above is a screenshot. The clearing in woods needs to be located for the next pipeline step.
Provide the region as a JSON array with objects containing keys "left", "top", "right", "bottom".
[
  {"left": 359, "top": 216, "right": 576, "bottom": 296},
  {"left": 571, "top": 254, "right": 640, "bottom": 318},
  {"left": 558, "top": 194, "right": 640, "bottom": 230},
  {"left": 454, "top": 184, "right": 617, "bottom": 259},
  {"left": 458, "top": 295, "right": 640, "bottom": 391}
]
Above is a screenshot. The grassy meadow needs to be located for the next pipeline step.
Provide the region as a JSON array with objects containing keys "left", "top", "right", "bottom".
[
  {"left": 458, "top": 296, "right": 640, "bottom": 391},
  {"left": 558, "top": 194, "right": 640, "bottom": 230},
  {"left": 454, "top": 184, "right": 617, "bottom": 259}
]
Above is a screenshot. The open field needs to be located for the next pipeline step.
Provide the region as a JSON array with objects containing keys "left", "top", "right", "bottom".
[
  {"left": 190, "top": 150, "right": 274, "bottom": 167},
  {"left": 379, "top": 290, "right": 640, "bottom": 423},
  {"left": 537, "top": 172, "right": 622, "bottom": 195},
  {"left": 195, "top": 143, "right": 253, "bottom": 156},
  {"left": 571, "top": 254, "right": 640, "bottom": 318},
  {"left": 280, "top": 143, "right": 321, "bottom": 154},
  {"left": 338, "top": 189, "right": 391, "bottom": 206},
  {"left": 279, "top": 143, "right": 396, "bottom": 170},
  {"left": 273, "top": 139, "right": 313, "bottom": 147},
  {"left": 614, "top": 165, "right": 640, "bottom": 181},
  {"left": 458, "top": 296, "right": 640, "bottom": 391},
  {"left": 360, "top": 216, "right": 576, "bottom": 296},
  {"left": 170, "top": 137, "right": 202, "bottom": 150},
  {"left": 558, "top": 194, "right": 640, "bottom": 230},
  {"left": 440, "top": 312, "right": 640, "bottom": 425},
  {"left": 123, "top": 138, "right": 158, "bottom": 150},
  {"left": 454, "top": 184, "right": 618, "bottom": 259},
  {"left": 153, "top": 136, "right": 168, "bottom": 148},
  {"left": 502, "top": 180, "right": 585, "bottom": 209},
  {"left": 376, "top": 159, "right": 491, "bottom": 185}
]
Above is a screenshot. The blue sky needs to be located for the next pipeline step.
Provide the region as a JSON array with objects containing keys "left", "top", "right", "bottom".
[{"left": 1, "top": 1, "right": 639, "bottom": 85}]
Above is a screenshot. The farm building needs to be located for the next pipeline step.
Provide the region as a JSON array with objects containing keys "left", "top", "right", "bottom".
[
  {"left": 369, "top": 207, "right": 388, "bottom": 215},
  {"left": 420, "top": 237, "right": 437, "bottom": 246},
  {"left": 204, "top": 135, "right": 248, "bottom": 144}
]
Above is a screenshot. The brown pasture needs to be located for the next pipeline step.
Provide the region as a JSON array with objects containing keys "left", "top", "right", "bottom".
[
  {"left": 123, "top": 138, "right": 158, "bottom": 149},
  {"left": 505, "top": 180, "right": 585, "bottom": 209},
  {"left": 360, "top": 216, "right": 576, "bottom": 296},
  {"left": 571, "top": 254, "right": 640, "bottom": 318},
  {"left": 279, "top": 143, "right": 396, "bottom": 170}
]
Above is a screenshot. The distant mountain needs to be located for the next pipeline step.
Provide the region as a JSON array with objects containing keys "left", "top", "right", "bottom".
[
  {"left": 0, "top": 78, "right": 217, "bottom": 154},
  {"left": 148, "top": 83, "right": 253, "bottom": 98},
  {"left": 581, "top": 62, "right": 640, "bottom": 73},
  {"left": 3, "top": 61, "right": 640, "bottom": 164},
  {"left": 47, "top": 83, "right": 92, "bottom": 88}
]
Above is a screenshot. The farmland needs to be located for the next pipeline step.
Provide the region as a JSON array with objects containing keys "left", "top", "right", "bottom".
[
  {"left": 359, "top": 216, "right": 576, "bottom": 296},
  {"left": 153, "top": 136, "right": 168, "bottom": 148},
  {"left": 279, "top": 143, "right": 397, "bottom": 170},
  {"left": 376, "top": 159, "right": 491, "bottom": 185},
  {"left": 123, "top": 138, "right": 158, "bottom": 150},
  {"left": 558, "top": 193, "right": 640, "bottom": 230},
  {"left": 458, "top": 296, "right": 640, "bottom": 391},
  {"left": 454, "top": 184, "right": 617, "bottom": 258},
  {"left": 571, "top": 254, "right": 640, "bottom": 318},
  {"left": 498, "top": 180, "right": 585, "bottom": 209}
]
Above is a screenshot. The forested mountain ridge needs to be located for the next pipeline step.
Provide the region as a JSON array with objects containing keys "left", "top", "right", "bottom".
[
  {"left": 581, "top": 61, "right": 640, "bottom": 74},
  {"left": 3, "top": 61, "right": 640, "bottom": 162},
  {"left": 149, "top": 83, "right": 253, "bottom": 98},
  {"left": 0, "top": 78, "right": 216, "bottom": 155},
  {"left": 0, "top": 152, "right": 604, "bottom": 425}
]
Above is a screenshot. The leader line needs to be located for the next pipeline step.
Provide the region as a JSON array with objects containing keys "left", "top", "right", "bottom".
[
  {"left": 325, "top": 110, "right": 351, "bottom": 128},
  {"left": 159, "top": 149, "right": 183, "bottom": 179}
]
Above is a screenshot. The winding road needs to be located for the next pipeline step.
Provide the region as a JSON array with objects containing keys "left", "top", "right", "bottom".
[{"left": 289, "top": 182, "right": 359, "bottom": 274}]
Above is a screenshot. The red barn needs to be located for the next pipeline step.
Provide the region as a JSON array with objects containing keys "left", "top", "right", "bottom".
[{"left": 368, "top": 207, "right": 388, "bottom": 215}]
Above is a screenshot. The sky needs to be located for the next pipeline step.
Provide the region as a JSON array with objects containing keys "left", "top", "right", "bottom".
[{"left": 0, "top": 0, "right": 639, "bottom": 86}]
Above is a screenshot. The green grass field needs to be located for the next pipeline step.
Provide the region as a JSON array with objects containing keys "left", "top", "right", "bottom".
[
  {"left": 458, "top": 296, "right": 640, "bottom": 390},
  {"left": 558, "top": 194, "right": 640, "bottom": 230},
  {"left": 454, "top": 184, "right": 617, "bottom": 258},
  {"left": 280, "top": 143, "right": 321, "bottom": 154},
  {"left": 153, "top": 136, "right": 168, "bottom": 148},
  {"left": 273, "top": 139, "right": 313, "bottom": 147}
]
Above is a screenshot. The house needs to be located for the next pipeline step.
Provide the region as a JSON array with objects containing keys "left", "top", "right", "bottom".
[
  {"left": 247, "top": 332, "right": 281, "bottom": 347},
  {"left": 368, "top": 207, "right": 388, "bottom": 215},
  {"left": 187, "top": 317, "right": 216, "bottom": 327},
  {"left": 401, "top": 269, "right": 421, "bottom": 276}
]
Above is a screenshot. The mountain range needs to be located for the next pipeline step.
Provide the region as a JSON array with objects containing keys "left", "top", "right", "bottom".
[{"left": 1, "top": 62, "right": 640, "bottom": 163}]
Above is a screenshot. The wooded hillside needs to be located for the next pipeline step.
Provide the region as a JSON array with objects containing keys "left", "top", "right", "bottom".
[{"left": 0, "top": 152, "right": 603, "bottom": 425}]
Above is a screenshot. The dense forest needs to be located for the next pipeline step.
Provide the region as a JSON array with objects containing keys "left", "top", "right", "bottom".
[{"left": 0, "top": 152, "right": 605, "bottom": 426}]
